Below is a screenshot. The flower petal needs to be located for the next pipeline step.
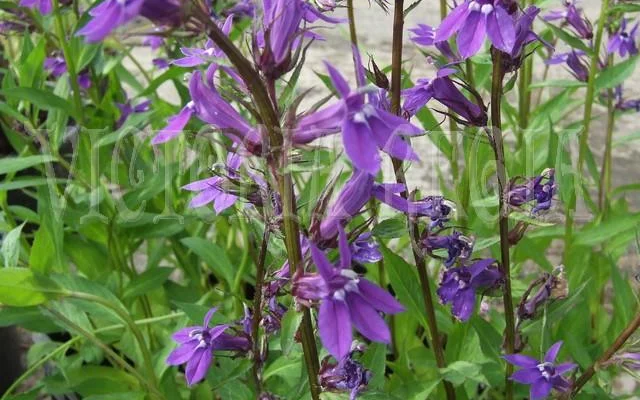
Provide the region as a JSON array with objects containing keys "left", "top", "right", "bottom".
[
  {"left": 457, "top": 11, "right": 487, "bottom": 59},
  {"left": 311, "top": 244, "right": 336, "bottom": 281},
  {"left": 503, "top": 354, "right": 539, "bottom": 368},
  {"left": 554, "top": 362, "right": 577, "bottom": 375},
  {"left": 166, "top": 342, "right": 198, "bottom": 366},
  {"left": 357, "top": 278, "right": 405, "bottom": 314},
  {"left": 337, "top": 225, "right": 351, "bottom": 269},
  {"left": 435, "top": 2, "right": 469, "bottom": 42},
  {"left": 510, "top": 367, "right": 541, "bottom": 384},
  {"left": 544, "top": 341, "right": 563, "bottom": 363},
  {"left": 451, "top": 287, "right": 476, "bottom": 321},
  {"left": 185, "top": 347, "right": 212, "bottom": 386},
  {"left": 324, "top": 62, "right": 351, "bottom": 98},
  {"left": 152, "top": 105, "right": 194, "bottom": 145},
  {"left": 486, "top": 6, "right": 516, "bottom": 53},
  {"left": 347, "top": 292, "right": 390, "bottom": 343},
  {"left": 319, "top": 298, "right": 353, "bottom": 359},
  {"left": 530, "top": 377, "right": 553, "bottom": 400},
  {"left": 343, "top": 119, "right": 380, "bottom": 175}
]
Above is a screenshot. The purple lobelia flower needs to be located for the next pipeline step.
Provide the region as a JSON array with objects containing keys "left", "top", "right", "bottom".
[
  {"left": 350, "top": 233, "right": 382, "bottom": 264},
  {"left": 224, "top": 0, "right": 256, "bottom": 18},
  {"left": 153, "top": 58, "right": 170, "bottom": 69},
  {"left": 507, "top": 169, "right": 557, "bottom": 214},
  {"left": 411, "top": 196, "right": 455, "bottom": 229},
  {"left": 435, "top": 0, "right": 516, "bottom": 59},
  {"left": 166, "top": 307, "right": 250, "bottom": 386},
  {"left": 116, "top": 99, "right": 151, "bottom": 128},
  {"left": 504, "top": 341, "right": 576, "bottom": 400},
  {"left": 44, "top": 57, "right": 67, "bottom": 78},
  {"left": 546, "top": 50, "right": 589, "bottom": 82},
  {"left": 143, "top": 34, "right": 165, "bottom": 51},
  {"left": 409, "top": 24, "right": 436, "bottom": 47},
  {"left": 139, "top": 0, "right": 182, "bottom": 27},
  {"left": 518, "top": 269, "right": 568, "bottom": 321},
  {"left": 19, "top": 0, "right": 52, "bottom": 14},
  {"left": 437, "top": 258, "right": 503, "bottom": 321},
  {"left": 173, "top": 16, "right": 234, "bottom": 67},
  {"left": 293, "top": 58, "right": 422, "bottom": 175},
  {"left": 607, "top": 19, "right": 639, "bottom": 58},
  {"left": 319, "top": 343, "right": 372, "bottom": 400},
  {"left": 293, "top": 228, "right": 405, "bottom": 359},
  {"left": 182, "top": 151, "right": 242, "bottom": 213},
  {"left": 422, "top": 230, "right": 474, "bottom": 268},
  {"left": 614, "top": 85, "right": 640, "bottom": 111},
  {"left": 503, "top": 6, "right": 549, "bottom": 72},
  {"left": 544, "top": 0, "right": 592, "bottom": 40}
]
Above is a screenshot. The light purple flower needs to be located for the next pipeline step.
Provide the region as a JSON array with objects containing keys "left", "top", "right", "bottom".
[
  {"left": 294, "top": 58, "right": 422, "bottom": 175},
  {"left": 350, "top": 233, "right": 382, "bottom": 264},
  {"left": 293, "top": 228, "right": 405, "bottom": 359},
  {"left": 116, "top": 99, "right": 151, "bottom": 128},
  {"left": 409, "top": 24, "right": 436, "bottom": 46},
  {"left": 435, "top": 0, "right": 516, "bottom": 58},
  {"left": 183, "top": 152, "right": 242, "bottom": 213},
  {"left": 607, "top": 19, "right": 639, "bottom": 58},
  {"left": 507, "top": 168, "right": 556, "bottom": 214},
  {"left": 166, "top": 307, "right": 250, "bottom": 386},
  {"left": 422, "top": 231, "right": 474, "bottom": 268},
  {"left": 224, "top": 0, "right": 256, "bottom": 18},
  {"left": 319, "top": 344, "right": 372, "bottom": 400},
  {"left": 546, "top": 50, "right": 589, "bottom": 82},
  {"left": 44, "top": 57, "right": 67, "bottom": 77},
  {"left": 19, "top": 0, "right": 52, "bottom": 14},
  {"left": 143, "top": 35, "right": 164, "bottom": 51},
  {"left": 504, "top": 341, "right": 576, "bottom": 400},
  {"left": 173, "top": 16, "right": 233, "bottom": 67},
  {"left": 437, "top": 258, "right": 503, "bottom": 321},
  {"left": 544, "top": 0, "right": 592, "bottom": 40}
]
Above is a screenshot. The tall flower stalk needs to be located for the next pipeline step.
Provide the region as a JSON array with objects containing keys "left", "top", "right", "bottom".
[
  {"left": 389, "top": 1, "right": 455, "bottom": 399},
  {"left": 490, "top": 49, "right": 516, "bottom": 400}
]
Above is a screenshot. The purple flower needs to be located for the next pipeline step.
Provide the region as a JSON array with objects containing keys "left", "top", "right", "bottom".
[
  {"left": 607, "top": 19, "right": 639, "bottom": 58},
  {"left": 139, "top": 0, "right": 182, "bottom": 27},
  {"left": 293, "top": 229, "right": 405, "bottom": 359},
  {"left": 409, "top": 24, "right": 436, "bottom": 46},
  {"left": 507, "top": 168, "right": 557, "bottom": 214},
  {"left": 437, "top": 258, "right": 503, "bottom": 321},
  {"left": 152, "top": 58, "right": 170, "bottom": 69},
  {"left": 116, "top": 99, "right": 151, "bottom": 128},
  {"left": 612, "top": 352, "right": 640, "bottom": 370},
  {"left": 44, "top": 57, "right": 67, "bottom": 77},
  {"left": 182, "top": 152, "right": 242, "bottom": 213},
  {"left": 143, "top": 35, "right": 165, "bottom": 51},
  {"left": 166, "top": 307, "right": 250, "bottom": 386},
  {"left": 614, "top": 85, "right": 640, "bottom": 111},
  {"left": 435, "top": 0, "right": 516, "bottom": 58},
  {"left": 224, "top": 0, "right": 256, "bottom": 18},
  {"left": 411, "top": 196, "right": 455, "bottom": 229},
  {"left": 293, "top": 59, "right": 422, "bottom": 175},
  {"left": 173, "top": 16, "right": 234, "bottom": 67},
  {"left": 319, "top": 344, "right": 372, "bottom": 400},
  {"left": 350, "top": 233, "right": 382, "bottom": 264},
  {"left": 19, "top": 0, "right": 52, "bottom": 14},
  {"left": 544, "top": 0, "right": 592, "bottom": 40},
  {"left": 546, "top": 50, "right": 589, "bottom": 82},
  {"left": 503, "top": 6, "right": 549, "bottom": 72},
  {"left": 504, "top": 341, "right": 576, "bottom": 400},
  {"left": 518, "top": 270, "right": 568, "bottom": 321},
  {"left": 422, "top": 231, "right": 474, "bottom": 268}
]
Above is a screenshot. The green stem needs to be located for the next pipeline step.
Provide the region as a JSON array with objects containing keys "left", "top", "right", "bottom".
[
  {"left": 390, "top": 2, "right": 455, "bottom": 399},
  {"left": 598, "top": 55, "right": 615, "bottom": 213},
  {"left": 564, "top": 0, "right": 609, "bottom": 264},
  {"left": 347, "top": 0, "right": 358, "bottom": 48},
  {"left": 251, "top": 225, "right": 270, "bottom": 395},
  {"left": 490, "top": 49, "right": 516, "bottom": 400}
]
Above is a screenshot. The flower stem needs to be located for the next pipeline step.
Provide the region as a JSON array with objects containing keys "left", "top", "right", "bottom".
[
  {"left": 571, "top": 311, "right": 640, "bottom": 397},
  {"left": 251, "top": 225, "right": 270, "bottom": 395},
  {"left": 598, "top": 57, "right": 615, "bottom": 212},
  {"left": 490, "top": 49, "right": 516, "bottom": 400},
  {"left": 390, "top": 2, "right": 455, "bottom": 399},
  {"left": 197, "top": 8, "right": 321, "bottom": 397},
  {"left": 347, "top": 0, "right": 358, "bottom": 48},
  {"left": 564, "top": 0, "right": 610, "bottom": 264}
]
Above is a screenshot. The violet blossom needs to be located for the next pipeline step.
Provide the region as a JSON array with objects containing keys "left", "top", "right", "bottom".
[
  {"left": 614, "top": 85, "right": 640, "bottom": 112},
  {"left": 44, "top": 57, "right": 91, "bottom": 90},
  {"left": 350, "top": 233, "right": 382, "bottom": 264},
  {"left": 422, "top": 230, "right": 474, "bottom": 268},
  {"left": 544, "top": 0, "right": 592, "bottom": 40},
  {"left": 546, "top": 50, "right": 589, "bottom": 82},
  {"left": 293, "top": 57, "right": 422, "bottom": 175},
  {"left": 506, "top": 169, "right": 557, "bottom": 214},
  {"left": 166, "top": 307, "right": 250, "bottom": 386},
  {"left": 504, "top": 341, "right": 576, "bottom": 400},
  {"left": 319, "top": 343, "right": 372, "bottom": 400},
  {"left": 293, "top": 228, "right": 405, "bottom": 359},
  {"left": 435, "top": 0, "right": 516, "bottom": 59},
  {"left": 116, "top": 99, "right": 151, "bottom": 128},
  {"left": 518, "top": 270, "right": 568, "bottom": 321},
  {"left": 182, "top": 152, "right": 242, "bottom": 213},
  {"left": 143, "top": 34, "right": 164, "bottom": 51},
  {"left": 173, "top": 16, "right": 234, "bottom": 67},
  {"left": 19, "top": 0, "right": 52, "bottom": 15},
  {"left": 437, "top": 258, "right": 503, "bottom": 321},
  {"left": 607, "top": 19, "right": 639, "bottom": 58},
  {"left": 153, "top": 58, "right": 170, "bottom": 69}
]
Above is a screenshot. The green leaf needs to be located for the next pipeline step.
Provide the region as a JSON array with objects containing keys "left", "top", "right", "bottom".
[
  {"left": 528, "top": 79, "right": 587, "bottom": 89},
  {"left": 0, "top": 268, "right": 57, "bottom": 306},
  {"left": 181, "top": 237, "right": 235, "bottom": 287},
  {"left": 595, "top": 55, "right": 639, "bottom": 91},
  {"left": 544, "top": 22, "right": 592, "bottom": 54},
  {"left": 574, "top": 213, "right": 640, "bottom": 246},
  {"left": 440, "top": 361, "right": 486, "bottom": 386},
  {"left": 123, "top": 267, "right": 173, "bottom": 300},
  {"left": 1, "top": 223, "right": 25, "bottom": 267},
  {"left": 0, "top": 155, "right": 56, "bottom": 175},
  {"left": 0, "top": 87, "right": 78, "bottom": 119},
  {"left": 372, "top": 217, "right": 406, "bottom": 239},
  {"left": 381, "top": 244, "right": 429, "bottom": 330},
  {"left": 280, "top": 308, "right": 302, "bottom": 356},
  {"left": 361, "top": 343, "right": 387, "bottom": 390}
]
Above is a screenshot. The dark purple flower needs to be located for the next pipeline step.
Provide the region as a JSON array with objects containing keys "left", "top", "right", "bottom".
[
  {"left": 152, "top": 58, "right": 170, "bottom": 69},
  {"left": 44, "top": 57, "right": 67, "bottom": 77},
  {"left": 319, "top": 344, "right": 372, "bottom": 400},
  {"left": 182, "top": 152, "right": 242, "bottom": 213},
  {"left": 614, "top": 85, "right": 640, "bottom": 111},
  {"left": 607, "top": 19, "right": 639, "bottom": 58},
  {"left": 139, "top": 0, "right": 182, "bottom": 27},
  {"left": 507, "top": 168, "right": 556, "bottom": 214},
  {"left": 143, "top": 34, "right": 164, "bottom": 51},
  {"left": 412, "top": 196, "right": 455, "bottom": 229},
  {"left": 503, "top": 6, "right": 549, "bottom": 72},
  {"left": 546, "top": 50, "right": 589, "bottom": 82},
  {"left": 166, "top": 307, "right": 250, "bottom": 386},
  {"left": 116, "top": 99, "right": 150, "bottom": 128},
  {"left": 437, "top": 258, "right": 503, "bottom": 321},
  {"left": 504, "top": 341, "right": 576, "bottom": 400},
  {"left": 293, "top": 228, "right": 405, "bottom": 359},
  {"left": 422, "top": 231, "right": 474, "bottom": 268},
  {"left": 19, "top": 0, "right": 52, "bottom": 14},
  {"left": 173, "top": 16, "right": 233, "bottom": 67},
  {"left": 518, "top": 271, "right": 568, "bottom": 321},
  {"left": 350, "top": 233, "right": 382, "bottom": 264},
  {"left": 224, "top": 0, "right": 256, "bottom": 18},
  {"left": 293, "top": 58, "right": 422, "bottom": 175},
  {"left": 435, "top": 0, "right": 516, "bottom": 58},
  {"left": 544, "top": 0, "right": 592, "bottom": 40}
]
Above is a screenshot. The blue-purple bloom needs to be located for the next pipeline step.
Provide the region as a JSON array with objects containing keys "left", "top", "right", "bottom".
[
  {"left": 143, "top": 34, "right": 165, "bottom": 51},
  {"left": 293, "top": 229, "right": 405, "bottom": 359},
  {"left": 614, "top": 85, "right": 640, "bottom": 111},
  {"left": 116, "top": 99, "right": 151, "bottom": 128},
  {"left": 294, "top": 57, "right": 422, "bottom": 175},
  {"left": 544, "top": 0, "right": 592, "bottom": 40},
  {"left": 44, "top": 57, "right": 91, "bottom": 90},
  {"left": 504, "top": 341, "right": 576, "bottom": 400},
  {"left": 349, "top": 233, "right": 382, "bottom": 264},
  {"left": 173, "top": 16, "right": 234, "bottom": 67},
  {"left": 19, "top": 0, "right": 52, "bottom": 14},
  {"left": 546, "top": 50, "right": 589, "bottom": 82},
  {"left": 437, "top": 258, "right": 503, "bottom": 321},
  {"left": 507, "top": 169, "right": 557, "bottom": 214},
  {"left": 182, "top": 152, "right": 242, "bottom": 213},
  {"left": 422, "top": 231, "right": 474, "bottom": 268},
  {"left": 607, "top": 19, "right": 639, "bottom": 58},
  {"left": 166, "top": 307, "right": 250, "bottom": 386},
  {"left": 435, "top": 0, "right": 516, "bottom": 58},
  {"left": 319, "top": 343, "right": 372, "bottom": 400}
]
